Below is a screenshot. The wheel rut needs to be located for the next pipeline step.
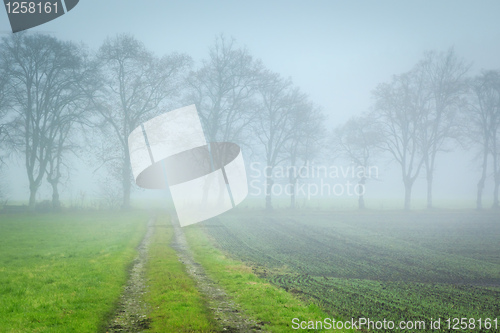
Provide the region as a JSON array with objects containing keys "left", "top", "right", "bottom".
[
  {"left": 170, "top": 217, "right": 268, "bottom": 332},
  {"left": 106, "top": 218, "right": 154, "bottom": 332},
  {"left": 106, "top": 215, "right": 266, "bottom": 332}
]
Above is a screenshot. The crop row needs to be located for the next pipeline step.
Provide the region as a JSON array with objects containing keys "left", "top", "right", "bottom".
[{"left": 202, "top": 211, "right": 500, "bottom": 332}]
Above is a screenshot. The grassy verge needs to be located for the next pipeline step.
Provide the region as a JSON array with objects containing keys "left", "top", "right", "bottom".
[
  {"left": 184, "top": 225, "right": 352, "bottom": 333},
  {"left": 145, "top": 215, "right": 219, "bottom": 332},
  {"left": 0, "top": 211, "right": 148, "bottom": 332}
]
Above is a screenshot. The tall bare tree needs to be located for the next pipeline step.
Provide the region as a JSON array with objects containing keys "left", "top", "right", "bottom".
[
  {"left": 0, "top": 33, "right": 87, "bottom": 209},
  {"left": 93, "top": 34, "right": 191, "bottom": 209},
  {"left": 494, "top": 124, "right": 500, "bottom": 209},
  {"left": 286, "top": 101, "right": 325, "bottom": 209},
  {"left": 46, "top": 54, "right": 98, "bottom": 211},
  {"left": 254, "top": 70, "right": 307, "bottom": 210},
  {"left": 372, "top": 67, "right": 430, "bottom": 210},
  {"left": 418, "top": 48, "right": 470, "bottom": 208},
  {"left": 493, "top": 112, "right": 500, "bottom": 209},
  {"left": 186, "top": 36, "right": 261, "bottom": 146},
  {"left": 466, "top": 70, "right": 500, "bottom": 209},
  {"left": 331, "top": 115, "right": 381, "bottom": 209},
  {"left": 45, "top": 102, "right": 88, "bottom": 211},
  {"left": 0, "top": 65, "right": 9, "bottom": 201},
  {"left": 0, "top": 66, "right": 9, "bottom": 162}
]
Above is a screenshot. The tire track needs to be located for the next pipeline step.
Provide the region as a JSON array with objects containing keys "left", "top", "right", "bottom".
[
  {"left": 106, "top": 218, "right": 154, "bottom": 332},
  {"left": 170, "top": 217, "right": 268, "bottom": 333}
]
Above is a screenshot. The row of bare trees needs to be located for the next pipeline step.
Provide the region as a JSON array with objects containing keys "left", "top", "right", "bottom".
[
  {"left": 0, "top": 33, "right": 191, "bottom": 210},
  {"left": 332, "top": 48, "right": 500, "bottom": 210},
  {"left": 185, "top": 37, "right": 325, "bottom": 210},
  {"left": 0, "top": 33, "right": 498, "bottom": 211},
  {"left": 0, "top": 33, "right": 324, "bottom": 211}
]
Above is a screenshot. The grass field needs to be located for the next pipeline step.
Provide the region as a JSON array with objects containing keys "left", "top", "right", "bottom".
[
  {"left": 200, "top": 209, "right": 500, "bottom": 332},
  {"left": 2, "top": 208, "right": 497, "bottom": 332},
  {"left": 0, "top": 211, "right": 148, "bottom": 332},
  {"left": 146, "top": 215, "right": 220, "bottom": 332},
  {"left": 1, "top": 210, "right": 345, "bottom": 332}
]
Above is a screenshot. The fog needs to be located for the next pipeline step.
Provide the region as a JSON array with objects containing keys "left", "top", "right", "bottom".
[
  {"left": 1, "top": 4, "right": 499, "bottom": 331},
  {"left": 1, "top": 0, "right": 500, "bottom": 209}
]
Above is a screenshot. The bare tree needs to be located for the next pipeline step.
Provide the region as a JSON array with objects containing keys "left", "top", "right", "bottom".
[
  {"left": 372, "top": 67, "right": 430, "bottom": 210},
  {"left": 93, "top": 34, "right": 191, "bottom": 209},
  {"left": 0, "top": 33, "right": 87, "bottom": 209},
  {"left": 493, "top": 119, "right": 500, "bottom": 209},
  {"left": 45, "top": 106, "right": 86, "bottom": 211},
  {"left": 254, "top": 70, "right": 307, "bottom": 210},
  {"left": 45, "top": 55, "right": 98, "bottom": 211},
  {"left": 331, "top": 115, "right": 381, "bottom": 209},
  {"left": 466, "top": 70, "right": 500, "bottom": 209},
  {"left": 0, "top": 65, "right": 9, "bottom": 201},
  {"left": 186, "top": 35, "right": 261, "bottom": 146},
  {"left": 286, "top": 101, "right": 325, "bottom": 209},
  {"left": 494, "top": 121, "right": 500, "bottom": 209},
  {"left": 0, "top": 67, "right": 7, "bottom": 129},
  {"left": 0, "top": 65, "right": 9, "bottom": 162},
  {"left": 418, "top": 48, "right": 470, "bottom": 209}
]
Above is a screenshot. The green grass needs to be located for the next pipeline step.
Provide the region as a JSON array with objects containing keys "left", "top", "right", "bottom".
[
  {"left": 145, "top": 215, "right": 219, "bottom": 332},
  {"left": 184, "top": 225, "right": 353, "bottom": 332},
  {"left": 0, "top": 211, "right": 148, "bottom": 332}
]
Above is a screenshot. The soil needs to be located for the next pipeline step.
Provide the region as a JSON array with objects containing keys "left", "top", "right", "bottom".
[
  {"left": 170, "top": 218, "right": 269, "bottom": 333},
  {"left": 106, "top": 218, "right": 154, "bottom": 332}
]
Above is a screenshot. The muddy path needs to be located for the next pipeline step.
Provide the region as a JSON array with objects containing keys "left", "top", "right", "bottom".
[
  {"left": 106, "top": 218, "right": 154, "bottom": 332},
  {"left": 170, "top": 217, "right": 268, "bottom": 333},
  {"left": 106, "top": 215, "right": 267, "bottom": 332}
]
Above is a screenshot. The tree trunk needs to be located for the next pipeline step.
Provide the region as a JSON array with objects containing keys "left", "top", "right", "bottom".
[
  {"left": 477, "top": 178, "right": 485, "bottom": 210},
  {"left": 289, "top": 174, "right": 296, "bottom": 209},
  {"left": 50, "top": 181, "right": 61, "bottom": 212},
  {"left": 493, "top": 151, "right": 499, "bottom": 209},
  {"left": 122, "top": 155, "right": 132, "bottom": 210},
  {"left": 265, "top": 166, "right": 273, "bottom": 211},
  {"left": 426, "top": 172, "right": 433, "bottom": 209},
  {"left": 493, "top": 176, "right": 499, "bottom": 209},
  {"left": 404, "top": 179, "right": 412, "bottom": 211},
  {"left": 28, "top": 185, "right": 37, "bottom": 211},
  {"left": 476, "top": 149, "right": 488, "bottom": 210},
  {"left": 358, "top": 177, "right": 366, "bottom": 210}
]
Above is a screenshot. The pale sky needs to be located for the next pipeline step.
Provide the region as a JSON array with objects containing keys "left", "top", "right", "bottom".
[{"left": 2, "top": 1, "right": 499, "bottom": 124}]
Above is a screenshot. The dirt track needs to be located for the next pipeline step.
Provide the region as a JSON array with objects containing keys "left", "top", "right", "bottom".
[
  {"left": 170, "top": 217, "right": 268, "bottom": 332},
  {"left": 106, "top": 215, "right": 266, "bottom": 332},
  {"left": 106, "top": 218, "right": 153, "bottom": 332}
]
